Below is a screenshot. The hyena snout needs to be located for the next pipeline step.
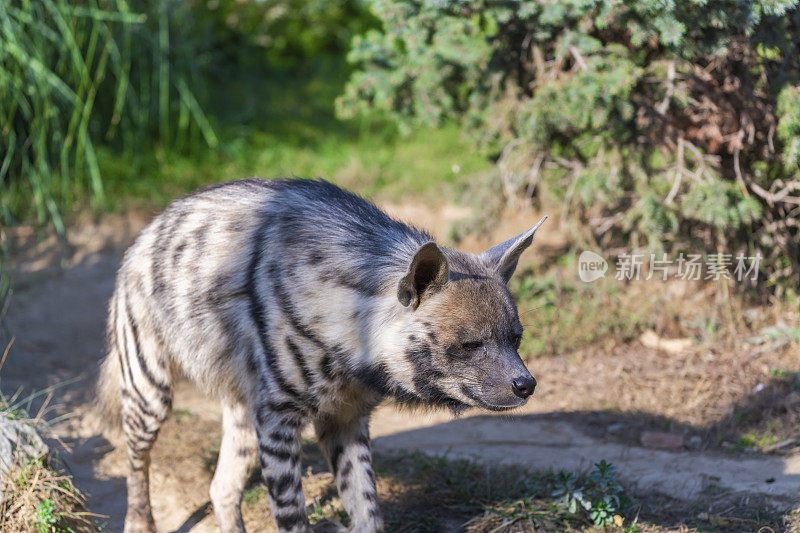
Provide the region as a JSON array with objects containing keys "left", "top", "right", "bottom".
[
  {"left": 476, "top": 360, "right": 537, "bottom": 408},
  {"left": 511, "top": 374, "right": 536, "bottom": 398}
]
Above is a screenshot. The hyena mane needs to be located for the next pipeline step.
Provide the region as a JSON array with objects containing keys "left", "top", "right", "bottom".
[{"left": 97, "top": 177, "right": 546, "bottom": 533}]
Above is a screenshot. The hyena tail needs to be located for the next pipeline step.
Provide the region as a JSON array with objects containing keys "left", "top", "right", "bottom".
[{"left": 96, "top": 345, "right": 124, "bottom": 435}]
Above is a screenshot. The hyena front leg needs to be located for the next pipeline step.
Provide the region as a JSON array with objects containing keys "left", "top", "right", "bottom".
[
  {"left": 315, "top": 415, "right": 383, "bottom": 533},
  {"left": 255, "top": 403, "right": 310, "bottom": 533},
  {"left": 210, "top": 400, "right": 257, "bottom": 533}
]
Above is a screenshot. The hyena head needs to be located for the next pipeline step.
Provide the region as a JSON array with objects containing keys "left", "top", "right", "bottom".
[{"left": 387, "top": 216, "right": 548, "bottom": 413}]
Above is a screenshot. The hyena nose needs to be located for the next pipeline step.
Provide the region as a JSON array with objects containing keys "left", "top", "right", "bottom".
[{"left": 511, "top": 375, "right": 536, "bottom": 398}]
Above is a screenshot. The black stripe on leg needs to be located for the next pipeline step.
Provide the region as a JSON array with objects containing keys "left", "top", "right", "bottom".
[
  {"left": 262, "top": 401, "right": 302, "bottom": 416},
  {"left": 356, "top": 432, "right": 370, "bottom": 448},
  {"left": 266, "top": 473, "right": 294, "bottom": 494},
  {"left": 125, "top": 301, "right": 171, "bottom": 399},
  {"left": 274, "top": 512, "right": 306, "bottom": 531},
  {"left": 119, "top": 319, "right": 160, "bottom": 413},
  {"left": 120, "top": 389, "right": 160, "bottom": 420},
  {"left": 237, "top": 447, "right": 253, "bottom": 457},
  {"left": 264, "top": 340, "right": 306, "bottom": 405},
  {"left": 339, "top": 459, "right": 353, "bottom": 479},
  {"left": 266, "top": 473, "right": 303, "bottom": 508},
  {"left": 269, "top": 431, "right": 294, "bottom": 444},
  {"left": 259, "top": 443, "right": 294, "bottom": 462}
]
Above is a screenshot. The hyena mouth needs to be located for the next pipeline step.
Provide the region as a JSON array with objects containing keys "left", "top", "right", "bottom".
[{"left": 459, "top": 384, "right": 527, "bottom": 412}]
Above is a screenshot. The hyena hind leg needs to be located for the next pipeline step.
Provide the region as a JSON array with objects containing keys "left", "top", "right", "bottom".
[
  {"left": 117, "top": 312, "right": 173, "bottom": 532},
  {"left": 211, "top": 400, "right": 257, "bottom": 533},
  {"left": 121, "top": 386, "right": 172, "bottom": 533}
]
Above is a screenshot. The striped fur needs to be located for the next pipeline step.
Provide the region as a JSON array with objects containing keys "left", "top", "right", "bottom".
[{"left": 97, "top": 178, "right": 545, "bottom": 533}]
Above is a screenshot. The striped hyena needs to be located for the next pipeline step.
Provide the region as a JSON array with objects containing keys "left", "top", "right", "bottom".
[{"left": 97, "top": 178, "right": 546, "bottom": 533}]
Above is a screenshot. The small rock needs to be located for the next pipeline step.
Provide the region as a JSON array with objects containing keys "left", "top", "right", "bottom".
[
  {"left": 639, "top": 330, "right": 693, "bottom": 354},
  {"left": 606, "top": 423, "right": 625, "bottom": 433},
  {"left": 688, "top": 435, "right": 702, "bottom": 448},
  {"left": 641, "top": 431, "right": 684, "bottom": 451},
  {"left": 743, "top": 308, "right": 761, "bottom": 322}
]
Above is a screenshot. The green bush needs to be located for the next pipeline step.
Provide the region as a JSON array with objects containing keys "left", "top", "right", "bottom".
[{"left": 340, "top": 0, "right": 800, "bottom": 291}]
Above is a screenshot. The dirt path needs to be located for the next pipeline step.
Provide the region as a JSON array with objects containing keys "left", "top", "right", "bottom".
[{"left": 2, "top": 205, "right": 799, "bottom": 531}]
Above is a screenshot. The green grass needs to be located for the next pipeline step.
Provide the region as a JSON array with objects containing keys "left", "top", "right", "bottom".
[
  {"left": 0, "top": 0, "right": 216, "bottom": 230},
  {"left": 95, "top": 121, "right": 489, "bottom": 214},
  {"left": 93, "top": 50, "right": 490, "bottom": 210}
]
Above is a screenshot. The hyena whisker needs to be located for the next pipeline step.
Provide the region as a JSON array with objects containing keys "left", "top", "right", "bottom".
[
  {"left": 524, "top": 305, "right": 552, "bottom": 313},
  {"left": 96, "top": 178, "right": 547, "bottom": 533}
]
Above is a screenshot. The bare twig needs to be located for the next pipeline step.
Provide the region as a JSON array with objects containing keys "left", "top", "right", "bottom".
[
  {"left": 594, "top": 212, "right": 625, "bottom": 235},
  {"left": 559, "top": 160, "right": 584, "bottom": 223},
  {"left": 665, "top": 136, "right": 684, "bottom": 204},
  {"left": 497, "top": 138, "right": 525, "bottom": 201},
  {"left": 569, "top": 46, "right": 588, "bottom": 71},
  {"left": 750, "top": 182, "right": 800, "bottom": 206},
  {"left": 524, "top": 153, "right": 545, "bottom": 203},
  {"left": 763, "top": 437, "right": 798, "bottom": 453},
  {"left": 0, "top": 337, "right": 13, "bottom": 374},
  {"left": 531, "top": 44, "right": 546, "bottom": 81},
  {"left": 656, "top": 60, "right": 676, "bottom": 116},
  {"left": 733, "top": 147, "right": 750, "bottom": 198}
]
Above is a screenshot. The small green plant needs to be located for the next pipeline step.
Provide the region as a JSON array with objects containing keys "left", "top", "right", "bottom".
[
  {"left": 738, "top": 430, "right": 779, "bottom": 451},
  {"left": 552, "top": 460, "right": 628, "bottom": 527},
  {"left": 35, "top": 499, "right": 60, "bottom": 532},
  {"left": 769, "top": 368, "right": 800, "bottom": 390},
  {"left": 684, "top": 314, "right": 721, "bottom": 343},
  {"left": 307, "top": 498, "right": 348, "bottom": 526}
]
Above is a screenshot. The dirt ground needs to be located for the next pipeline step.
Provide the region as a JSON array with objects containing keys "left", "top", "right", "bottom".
[{"left": 2, "top": 201, "right": 799, "bottom": 532}]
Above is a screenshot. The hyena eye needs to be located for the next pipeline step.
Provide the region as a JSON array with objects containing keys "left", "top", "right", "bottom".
[{"left": 462, "top": 341, "right": 484, "bottom": 352}]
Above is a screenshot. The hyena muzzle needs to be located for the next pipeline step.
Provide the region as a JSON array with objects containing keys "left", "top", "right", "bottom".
[{"left": 97, "top": 178, "right": 547, "bottom": 533}]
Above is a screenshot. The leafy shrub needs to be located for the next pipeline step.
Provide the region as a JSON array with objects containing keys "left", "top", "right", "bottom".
[
  {"left": 552, "top": 460, "right": 628, "bottom": 527},
  {"left": 340, "top": 0, "right": 800, "bottom": 291}
]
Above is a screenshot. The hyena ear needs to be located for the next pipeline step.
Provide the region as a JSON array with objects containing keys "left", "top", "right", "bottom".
[
  {"left": 398, "top": 242, "right": 450, "bottom": 309},
  {"left": 480, "top": 215, "right": 548, "bottom": 283}
]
